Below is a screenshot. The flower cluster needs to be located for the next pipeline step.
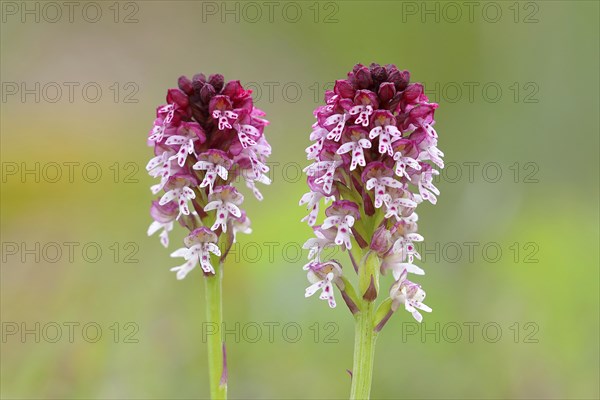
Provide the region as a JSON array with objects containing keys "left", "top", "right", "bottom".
[
  {"left": 301, "top": 63, "right": 443, "bottom": 323},
  {"left": 146, "top": 73, "right": 271, "bottom": 279}
]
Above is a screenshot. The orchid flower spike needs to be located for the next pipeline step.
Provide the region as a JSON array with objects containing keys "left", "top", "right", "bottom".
[
  {"left": 146, "top": 73, "right": 271, "bottom": 278},
  {"left": 299, "top": 62, "right": 444, "bottom": 399},
  {"left": 145, "top": 73, "right": 271, "bottom": 399},
  {"left": 301, "top": 63, "right": 442, "bottom": 323}
]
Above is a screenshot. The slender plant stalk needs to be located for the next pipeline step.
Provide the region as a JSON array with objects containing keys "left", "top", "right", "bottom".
[
  {"left": 349, "top": 298, "right": 378, "bottom": 399},
  {"left": 204, "top": 262, "right": 227, "bottom": 399},
  {"left": 349, "top": 251, "right": 379, "bottom": 400}
]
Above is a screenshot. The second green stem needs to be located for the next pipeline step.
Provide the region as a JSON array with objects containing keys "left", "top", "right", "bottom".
[
  {"left": 349, "top": 301, "right": 378, "bottom": 400},
  {"left": 204, "top": 262, "right": 227, "bottom": 400}
]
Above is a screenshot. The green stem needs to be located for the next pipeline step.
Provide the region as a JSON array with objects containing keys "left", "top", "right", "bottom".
[
  {"left": 204, "top": 263, "right": 227, "bottom": 400},
  {"left": 349, "top": 250, "right": 380, "bottom": 399},
  {"left": 349, "top": 303, "right": 377, "bottom": 399}
]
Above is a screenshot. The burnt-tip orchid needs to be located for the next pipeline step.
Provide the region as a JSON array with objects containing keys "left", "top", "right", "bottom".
[
  {"left": 145, "top": 73, "right": 271, "bottom": 399},
  {"left": 300, "top": 63, "right": 444, "bottom": 399}
]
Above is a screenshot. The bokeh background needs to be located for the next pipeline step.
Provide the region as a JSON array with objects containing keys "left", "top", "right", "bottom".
[{"left": 1, "top": 1, "right": 599, "bottom": 399}]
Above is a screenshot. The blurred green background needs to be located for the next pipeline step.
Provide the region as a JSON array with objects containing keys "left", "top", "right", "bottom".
[{"left": 1, "top": 1, "right": 598, "bottom": 399}]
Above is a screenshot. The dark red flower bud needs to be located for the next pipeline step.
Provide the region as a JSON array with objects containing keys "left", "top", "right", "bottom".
[
  {"left": 354, "top": 66, "right": 373, "bottom": 89},
  {"left": 167, "top": 88, "right": 189, "bottom": 108},
  {"left": 369, "top": 63, "right": 387, "bottom": 85},
  {"left": 208, "top": 74, "right": 224, "bottom": 92},
  {"left": 178, "top": 76, "right": 194, "bottom": 95},
  {"left": 200, "top": 83, "right": 216, "bottom": 104},
  {"left": 402, "top": 83, "right": 424, "bottom": 103},
  {"left": 378, "top": 82, "right": 396, "bottom": 104},
  {"left": 334, "top": 79, "right": 355, "bottom": 99},
  {"left": 192, "top": 73, "right": 206, "bottom": 93},
  {"left": 398, "top": 70, "right": 410, "bottom": 90}
]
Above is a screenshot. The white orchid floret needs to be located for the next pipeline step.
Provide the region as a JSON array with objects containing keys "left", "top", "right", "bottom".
[
  {"left": 382, "top": 252, "right": 425, "bottom": 280},
  {"left": 369, "top": 110, "right": 403, "bottom": 156},
  {"left": 147, "top": 147, "right": 175, "bottom": 178},
  {"left": 303, "top": 226, "right": 338, "bottom": 263},
  {"left": 159, "top": 175, "right": 198, "bottom": 219},
  {"left": 238, "top": 166, "right": 271, "bottom": 201},
  {"left": 383, "top": 187, "right": 419, "bottom": 222},
  {"left": 336, "top": 126, "right": 372, "bottom": 171},
  {"left": 362, "top": 162, "right": 404, "bottom": 209},
  {"left": 322, "top": 200, "right": 360, "bottom": 250},
  {"left": 212, "top": 109, "right": 238, "bottom": 130},
  {"left": 166, "top": 121, "right": 206, "bottom": 167},
  {"left": 393, "top": 151, "right": 421, "bottom": 180},
  {"left": 325, "top": 112, "right": 351, "bottom": 142},
  {"left": 147, "top": 148, "right": 176, "bottom": 194},
  {"left": 392, "top": 232, "right": 424, "bottom": 263},
  {"left": 170, "top": 228, "right": 221, "bottom": 279},
  {"left": 230, "top": 213, "right": 252, "bottom": 243},
  {"left": 413, "top": 167, "right": 440, "bottom": 205},
  {"left": 148, "top": 104, "right": 175, "bottom": 143},
  {"left": 304, "top": 156, "right": 343, "bottom": 195},
  {"left": 147, "top": 200, "right": 179, "bottom": 248},
  {"left": 349, "top": 104, "right": 374, "bottom": 127},
  {"left": 299, "top": 191, "right": 334, "bottom": 226},
  {"left": 204, "top": 185, "right": 244, "bottom": 232},
  {"left": 193, "top": 149, "right": 233, "bottom": 193},
  {"left": 390, "top": 269, "right": 432, "bottom": 323},
  {"left": 234, "top": 139, "right": 271, "bottom": 178},
  {"left": 306, "top": 126, "right": 328, "bottom": 160},
  {"left": 233, "top": 121, "right": 260, "bottom": 148},
  {"left": 304, "top": 260, "right": 343, "bottom": 308},
  {"left": 419, "top": 146, "right": 445, "bottom": 169}
]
